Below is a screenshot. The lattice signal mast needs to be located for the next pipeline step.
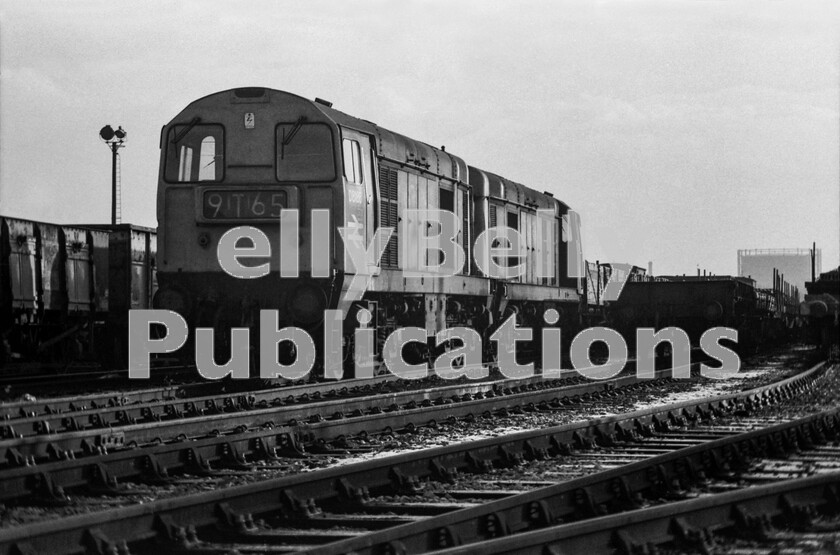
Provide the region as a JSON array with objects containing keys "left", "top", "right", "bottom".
[{"left": 99, "top": 125, "right": 127, "bottom": 225}]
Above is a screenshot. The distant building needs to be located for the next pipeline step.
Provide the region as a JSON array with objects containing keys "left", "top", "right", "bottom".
[{"left": 737, "top": 248, "right": 821, "bottom": 293}]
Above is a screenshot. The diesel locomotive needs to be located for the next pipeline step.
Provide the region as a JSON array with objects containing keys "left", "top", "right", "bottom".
[{"left": 153, "top": 87, "right": 583, "bottom": 375}]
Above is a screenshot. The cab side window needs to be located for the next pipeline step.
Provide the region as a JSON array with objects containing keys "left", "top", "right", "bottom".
[{"left": 342, "top": 138, "right": 363, "bottom": 184}]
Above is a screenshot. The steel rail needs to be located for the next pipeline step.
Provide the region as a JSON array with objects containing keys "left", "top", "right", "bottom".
[
  {"left": 0, "top": 364, "right": 194, "bottom": 394},
  {"left": 0, "top": 364, "right": 667, "bottom": 461},
  {"left": 0, "top": 370, "right": 668, "bottom": 502},
  {"left": 1, "top": 349, "right": 706, "bottom": 419},
  {"left": 310, "top": 382, "right": 835, "bottom": 553},
  {"left": 427, "top": 471, "right": 840, "bottom": 555},
  {"left": 1, "top": 369, "right": 591, "bottom": 433},
  {"left": 0, "top": 361, "right": 826, "bottom": 555},
  {"left": 1, "top": 371, "right": 404, "bottom": 420}
]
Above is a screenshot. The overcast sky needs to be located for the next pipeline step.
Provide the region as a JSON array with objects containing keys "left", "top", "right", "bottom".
[{"left": 1, "top": 1, "right": 838, "bottom": 276}]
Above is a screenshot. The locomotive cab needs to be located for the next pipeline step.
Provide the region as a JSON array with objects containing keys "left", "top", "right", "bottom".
[{"left": 155, "top": 88, "right": 346, "bottom": 372}]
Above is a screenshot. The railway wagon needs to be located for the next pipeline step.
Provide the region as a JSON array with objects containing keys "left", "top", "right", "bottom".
[
  {"left": 0, "top": 217, "right": 156, "bottom": 366},
  {"left": 606, "top": 273, "right": 798, "bottom": 350},
  {"left": 154, "top": 87, "right": 583, "bottom": 375},
  {"left": 87, "top": 223, "right": 158, "bottom": 367},
  {"left": 583, "top": 262, "right": 647, "bottom": 308}
]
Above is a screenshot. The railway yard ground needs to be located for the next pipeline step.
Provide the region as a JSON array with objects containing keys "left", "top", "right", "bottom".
[{"left": 0, "top": 345, "right": 836, "bottom": 554}]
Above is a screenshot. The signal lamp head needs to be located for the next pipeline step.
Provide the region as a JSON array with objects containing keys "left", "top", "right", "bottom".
[{"left": 99, "top": 125, "right": 115, "bottom": 141}]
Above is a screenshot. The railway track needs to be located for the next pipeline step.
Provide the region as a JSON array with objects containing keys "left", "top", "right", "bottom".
[
  {"left": 0, "top": 365, "right": 685, "bottom": 504},
  {"left": 1, "top": 370, "right": 458, "bottom": 422},
  {"left": 0, "top": 359, "right": 652, "bottom": 421},
  {"left": 0, "top": 365, "right": 389, "bottom": 416},
  {"left": 428, "top": 471, "right": 840, "bottom": 554},
  {"left": 0, "top": 358, "right": 829, "bottom": 554},
  {"left": 1, "top": 346, "right": 791, "bottom": 422},
  {"left": 0, "top": 355, "right": 697, "bottom": 462},
  {"left": 0, "top": 362, "right": 397, "bottom": 409},
  {"left": 311, "top": 363, "right": 838, "bottom": 554},
  {"left": 0, "top": 363, "right": 196, "bottom": 399},
  {"left": 0, "top": 372, "right": 411, "bottom": 424}
]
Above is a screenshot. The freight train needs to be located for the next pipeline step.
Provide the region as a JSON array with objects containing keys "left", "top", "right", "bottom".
[
  {"left": 151, "top": 87, "right": 808, "bottom": 375},
  {"left": 0, "top": 87, "right": 811, "bottom": 373}
]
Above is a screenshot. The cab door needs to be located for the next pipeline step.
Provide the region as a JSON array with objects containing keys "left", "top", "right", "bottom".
[{"left": 340, "top": 128, "right": 375, "bottom": 271}]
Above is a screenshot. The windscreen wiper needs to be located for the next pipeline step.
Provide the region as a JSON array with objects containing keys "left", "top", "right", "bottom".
[
  {"left": 171, "top": 116, "right": 202, "bottom": 144},
  {"left": 280, "top": 116, "right": 307, "bottom": 159}
]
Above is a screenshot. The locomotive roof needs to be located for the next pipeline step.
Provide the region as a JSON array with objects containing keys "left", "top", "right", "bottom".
[
  {"left": 468, "top": 167, "right": 564, "bottom": 211},
  {"left": 177, "top": 88, "right": 566, "bottom": 211},
  {"left": 314, "top": 96, "right": 564, "bottom": 212},
  {"left": 314, "top": 99, "right": 469, "bottom": 184}
]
